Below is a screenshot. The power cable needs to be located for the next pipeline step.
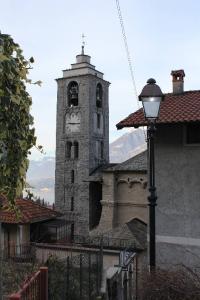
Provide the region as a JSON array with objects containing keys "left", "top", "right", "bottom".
[
  {"left": 115, "top": 0, "right": 139, "bottom": 109},
  {"left": 115, "top": 0, "right": 147, "bottom": 140}
]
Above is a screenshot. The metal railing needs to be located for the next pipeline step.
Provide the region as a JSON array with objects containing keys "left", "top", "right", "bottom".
[
  {"left": 8, "top": 267, "right": 48, "bottom": 300},
  {"left": 47, "top": 252, "right": 102, "bottom": 300},
  {"left": 33, "top": 242, "right": 103, "bottom": 299},
  {"left": 3, "top": 244, "right": 34, "bottom": 262}
]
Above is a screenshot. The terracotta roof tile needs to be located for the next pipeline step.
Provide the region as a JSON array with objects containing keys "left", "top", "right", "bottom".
[
  {"left": 0, "top": 195, "right": 61, "bottom": 224},
  {"left": 116, "top": 90, "right": 200, "bottom": 129}
]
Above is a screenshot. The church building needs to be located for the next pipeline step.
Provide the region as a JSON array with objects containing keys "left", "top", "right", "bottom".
[{"left": 55, "top": 48, "right": 147, "bottom": 238}]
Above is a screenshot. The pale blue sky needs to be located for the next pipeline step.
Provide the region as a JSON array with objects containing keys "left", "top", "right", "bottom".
[{"left": 1, "top": 0, "right": 200, "bottom": 159}]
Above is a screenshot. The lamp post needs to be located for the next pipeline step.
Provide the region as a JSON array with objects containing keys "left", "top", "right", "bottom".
[{"left": 139, "top": 78, "right": 163, "bottom": 271}]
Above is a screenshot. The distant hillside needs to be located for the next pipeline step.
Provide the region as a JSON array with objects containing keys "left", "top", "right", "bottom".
[
  {"left": 110, "top": 128, "right": 146, "bottom": 163},
  {"left": 26, "top": 157, "right": 55, "bottom": 204},
  {"left": 26, "top": 129, "right": 146, "bottom": 203},
  {"left": 27, "top": 156, "right": 55, "bottom": 180}
]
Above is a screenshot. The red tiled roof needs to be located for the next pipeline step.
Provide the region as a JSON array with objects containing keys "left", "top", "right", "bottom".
[
  {"left": 0, "top": 195, "right": 61, "bottom": 224},
  {"left": 116, "top": 90, "right": 200, "bottom": 129}
]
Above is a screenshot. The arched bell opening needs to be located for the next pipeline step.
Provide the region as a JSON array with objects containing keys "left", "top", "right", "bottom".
[
  {"left": 96, "top": 83, "right": 103, "bottom": 108},
  {"left": 68, "top": 81, "right": 79, "bottom": 107}
]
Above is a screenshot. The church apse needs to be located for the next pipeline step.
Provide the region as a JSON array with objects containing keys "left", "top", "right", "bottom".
[{"left": 115, "top": 172, "right": 147, "bottom": 226}]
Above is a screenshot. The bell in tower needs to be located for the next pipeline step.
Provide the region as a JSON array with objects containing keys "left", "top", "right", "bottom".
[
  {"left": 96, "top": 83, "right": 103, "bottom": 108},
  {"left": 68, "top": 82, "right": 78, "bottom": 106}
]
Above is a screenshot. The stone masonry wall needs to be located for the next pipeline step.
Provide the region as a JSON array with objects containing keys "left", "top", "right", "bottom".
[{"left": 55, "top": 72, "right": 109, "bottom": 236}]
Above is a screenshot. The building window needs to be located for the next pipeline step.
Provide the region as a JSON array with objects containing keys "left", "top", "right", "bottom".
[
  {"left": 74, "top": 141, "right": 79, "bottom": 159},
  {"left": 186, "top": 124, "right": 200, "bottom": 144},
  {"left": 68, "top": 81, "right": 78, "bottom": 107},
  {"left": 97, "top": 113, "right": 101, "bottom": 129},
  {"left": 96, "top": 141, "right": 99, "bottom": 158},
  {"left": 96, "top": 83, "right": 103, "bottom": 108},
  {"left": 66, "top": 141, "right": 72, "bottom": 159},
  {"left": 100, "top": 141, "right": 103, "bottom": 159},
  {"left": 96, "top": 141, "right": 103, "bottom": 160},
  {"left": 71, "top": 197, "right": 74, "bottom": 211},
  {"left": 71, "top": 224, "right": 74, "bottom": 242},
  {"left": 71, "top": 170, "right": 75, "bottom": 183}
]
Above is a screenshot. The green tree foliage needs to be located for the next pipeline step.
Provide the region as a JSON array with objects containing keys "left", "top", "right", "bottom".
[{"left": 0, "top": 33, "right": 38, "bottom": 206}]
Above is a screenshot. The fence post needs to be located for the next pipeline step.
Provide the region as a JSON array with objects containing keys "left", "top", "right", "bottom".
[
  {"left": 99, "top": 238, "right": 103, "bottom": 292},
  {"left": 40, "top": 267, "right": 48, "bottom": 300},
  {"left": 135, "top": 256, "right": 138, "bottom": 300},
  {"left": 9, "top": 294, "right": 21, "bottom": 300},
  {"left": 89, "top": 253, "right": 91, "bottom": 300},
  {"left": 80, "top": 254, "right": 83, "bottom": 299},
  {"left": 66, "top": 256, "right": 70, "bottom": 298}
]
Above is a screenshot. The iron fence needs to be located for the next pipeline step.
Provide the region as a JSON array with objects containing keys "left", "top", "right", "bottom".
[
  {"left": 47, "top": 251, "right": 102, "bottom": 300},
  {"left": 3, "top": 244, "right": 35, "bottom": 262}
]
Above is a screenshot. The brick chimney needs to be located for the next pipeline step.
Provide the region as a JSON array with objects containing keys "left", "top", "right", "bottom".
[{"left": 171, "top": 69, "right": 185, "bottom": 94}]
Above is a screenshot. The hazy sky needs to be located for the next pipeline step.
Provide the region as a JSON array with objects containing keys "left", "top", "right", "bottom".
[{"left": 1, "top": 0, "right": 200, "bottom": 159}]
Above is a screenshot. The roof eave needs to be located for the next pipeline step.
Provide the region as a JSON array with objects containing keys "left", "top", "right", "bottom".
[
  {"left": 117, "top": 119, "right": 200, "bottom": 130},
  {"left": 116, "top": 122, "right": 145, "bottom": 130},
  {"left": 103, "top": 169, "right": 147, "bottom": 173},
  {"left": 30, "top": 215, "right": 59, "bottom": 224},
  {"left": 0, "top": 214, "right": 60, "bottom": 225}
]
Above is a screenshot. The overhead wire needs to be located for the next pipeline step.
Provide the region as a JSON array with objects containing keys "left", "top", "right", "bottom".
[
  {"left": 115, "top": 0, "right": 147, "bottom": 140},
  {"left": 115, "top": 0, "right": 139, "bottom": 109}
]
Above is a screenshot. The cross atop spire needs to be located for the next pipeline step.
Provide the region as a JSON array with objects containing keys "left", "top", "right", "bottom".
[{"left": 81, "top": 33, "right": 86, "bottom": 54}]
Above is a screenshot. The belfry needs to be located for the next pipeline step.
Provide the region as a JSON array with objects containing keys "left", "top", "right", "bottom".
[{"left": 55, "top": 48, "right": 110, "bottom": 236}]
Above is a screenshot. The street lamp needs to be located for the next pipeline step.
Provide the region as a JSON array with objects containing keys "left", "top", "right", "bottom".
[{"left": 139, "top": 78, "right": 164, "bottom": 271}]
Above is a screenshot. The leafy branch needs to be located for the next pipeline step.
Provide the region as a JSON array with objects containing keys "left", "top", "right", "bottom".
[{"left": 0, "top": 33, "right": 39, "bottom": 206}]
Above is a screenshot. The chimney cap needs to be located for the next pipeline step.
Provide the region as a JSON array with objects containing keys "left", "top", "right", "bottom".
[
  {"left": 171, "top": 69, "right": 185, "bottom": 94},
  {"left": 171, "top": 69, "right": 185, "bottom": 79}
]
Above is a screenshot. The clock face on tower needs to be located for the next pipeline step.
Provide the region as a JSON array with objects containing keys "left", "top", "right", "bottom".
[{"left": 65, "top": 112, "right": 81, "bottom": 133}]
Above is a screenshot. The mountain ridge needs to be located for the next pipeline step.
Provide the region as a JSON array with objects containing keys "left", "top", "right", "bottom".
[{"left": 26, "top": 129, "right": 147, "bottom": 203}]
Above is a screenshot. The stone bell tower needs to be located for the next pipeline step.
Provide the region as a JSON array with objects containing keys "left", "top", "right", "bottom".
[{"left": 55, "top": 47, "right": 110, "bottom": 236}]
